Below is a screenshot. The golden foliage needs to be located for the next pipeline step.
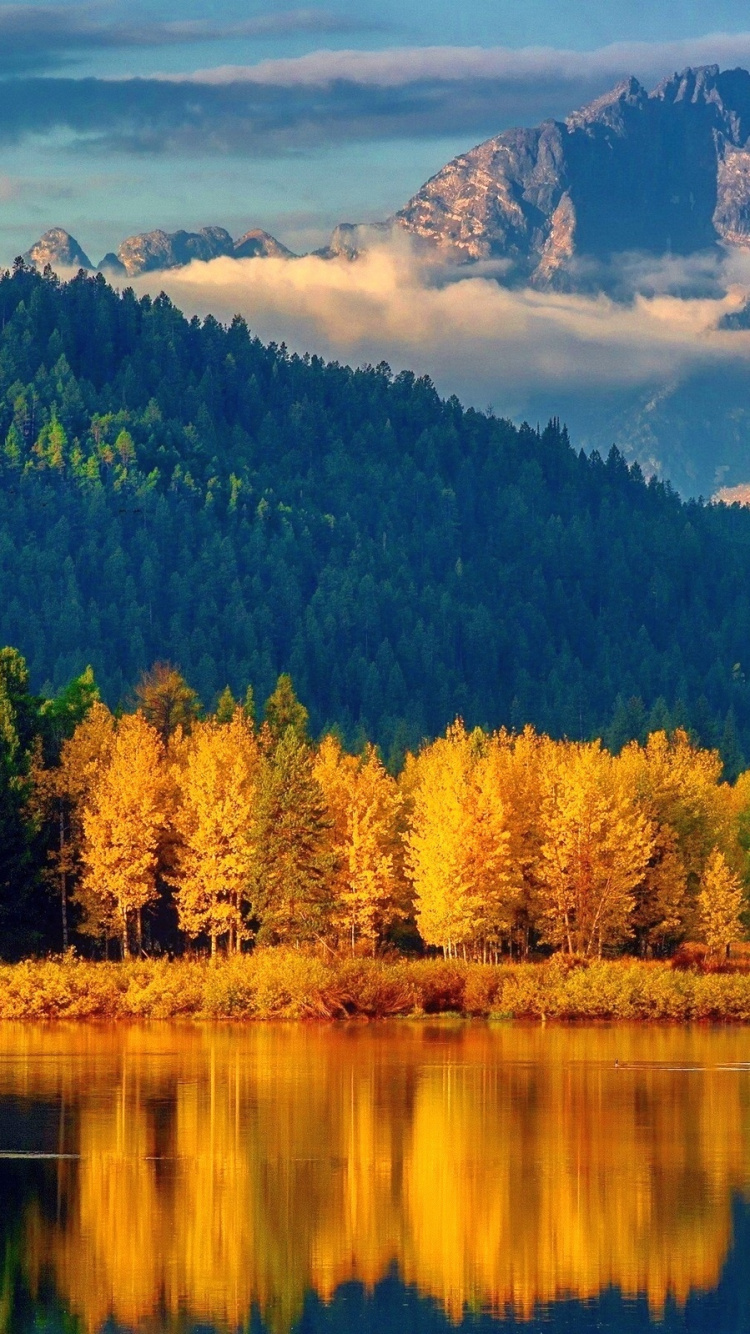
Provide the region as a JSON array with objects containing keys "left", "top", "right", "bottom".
[
  {"left": 80, "top": 713, "right": 172, "bottom": 954},
  {"left": 169, "top": 709, "right": 260, "bottom": 953},
  {"left": 405, "top": 723, "right": 517, "bottom": 956},
  {"left": 698, "top": 848, "right": 745, "bottom": 957},
  {"left": 538, "top": 740, "right": 654, "bottom": 956},
  {"left": 314, "top": 736, "right": 402, "bottom": 950}
]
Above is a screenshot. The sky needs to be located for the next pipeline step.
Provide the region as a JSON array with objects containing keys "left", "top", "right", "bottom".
[{"left": 5, "top": 0, "right": 750, "bottom": 261}]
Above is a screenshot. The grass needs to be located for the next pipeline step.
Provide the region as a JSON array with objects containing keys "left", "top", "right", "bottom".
[{"left": 1, "top": 952, "right": 750, "bottom": 1021}]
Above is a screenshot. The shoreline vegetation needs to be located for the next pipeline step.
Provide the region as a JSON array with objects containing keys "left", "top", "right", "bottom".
[
  {"left": 1, "top": 655, "right": 750, "bottom": 986},
  {"left": 4, "top": 953, "right": 750, "bottom": 1022}
]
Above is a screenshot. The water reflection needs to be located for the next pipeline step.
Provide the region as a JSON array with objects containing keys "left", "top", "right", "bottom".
[{"left": 0, "top": 1024, "right": 748, "bottom": 1331}]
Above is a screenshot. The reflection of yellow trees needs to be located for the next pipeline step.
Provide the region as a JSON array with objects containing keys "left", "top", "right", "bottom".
[{"left": 4, "top": 1024, "right": 749, "bottom": 1330}]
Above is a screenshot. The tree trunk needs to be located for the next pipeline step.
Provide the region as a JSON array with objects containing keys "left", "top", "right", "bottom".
[
  {"left": 211, "top": 933, "right": 217, "bottom": 962},
  {"left": 59, "top": 804, "right": 68, "bottom": 952},
  {"left": 136, "top": 910, "right": 143, "bottom": 958}
]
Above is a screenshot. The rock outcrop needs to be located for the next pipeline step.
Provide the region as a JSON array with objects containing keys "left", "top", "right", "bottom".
[
  {"left": 23, "top": 228, "right": 93, "bottom": 271},
  {"left": 233, "top": 229, "right": 294, "bottom": 260}
]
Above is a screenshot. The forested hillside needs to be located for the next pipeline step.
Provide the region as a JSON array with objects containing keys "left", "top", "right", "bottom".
[{"left": 2, "top": 262, "right": 750, "bottom": 766}]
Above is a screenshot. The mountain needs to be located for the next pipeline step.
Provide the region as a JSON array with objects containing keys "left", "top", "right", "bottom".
[
  {"left": 396, "top": 65, "right": 750, "bottom": 286},
  {"left": 1, "top": 264, "right": 750, "bottom": 770},
  {"left": 233, "top": 229, "right": 294, "bottom": 260},
  {"left": 23, "top": 229, "right": 93, "bottom": 272},
  {"left": 23, "top": 225, "right": 296, "bottom": 277}
]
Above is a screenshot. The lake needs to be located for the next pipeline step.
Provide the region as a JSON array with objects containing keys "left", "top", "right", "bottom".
[{"left": 0, "top": 1023, "right": 749, "bottom": 1332}]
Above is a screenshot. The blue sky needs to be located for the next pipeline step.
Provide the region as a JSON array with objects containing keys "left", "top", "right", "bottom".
[{"left": 4, "top": 0, "right": 750, "bottom": 261}]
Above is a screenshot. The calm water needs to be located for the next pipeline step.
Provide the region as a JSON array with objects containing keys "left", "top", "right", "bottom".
[{"left": 0, "top": 1023, "right": 749, "bottom": 1333}]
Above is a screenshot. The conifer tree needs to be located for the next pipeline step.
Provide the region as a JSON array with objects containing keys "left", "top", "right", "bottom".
[
  {"left": 169, "top": 710, "right": 260, "bottom": 955},
  {"left": 81, "top": 713, "right": 171, "bottom": 955},
  {"left": 214, "top": 687, "right": 237, "bottom": 725},
  {"left": 35, "top": 699, "right": 114, "bottom": 949},
  {"left": 698, "top": 848, "right": 745, "bottom": 959},
  {"left": 254, "top": 727, "right": 331, "bottom": 945},
  {"left": 263, "top": 675, "right": 308, "bottom": 745},
  {"left": 135, "top": 663, "right": 200, "bottom": 743}
]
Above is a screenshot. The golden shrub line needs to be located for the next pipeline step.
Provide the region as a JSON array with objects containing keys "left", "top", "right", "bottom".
[{"left": 3, "top": 954, "right": 750, "bottom": 1021}]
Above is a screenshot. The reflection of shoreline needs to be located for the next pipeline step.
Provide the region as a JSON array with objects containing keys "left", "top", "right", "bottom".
[{"left": 3, "top": 1024, "right": 748, "bottom": 1331}]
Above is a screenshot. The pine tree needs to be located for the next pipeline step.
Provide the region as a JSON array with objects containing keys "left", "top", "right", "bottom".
[
  {"left": 34, "top": 700, "right": 114, "bottom": 949},
  {"left": 170, "top": 711, "right": 260, "bottom": 955},
  {"left": 698, "top": 848, "right": 745, "bottom": 959},
  {"left": 81, "top": 713, "right": 171, "bottom": 955},
  {"left": 135, "top": 663, "right": 200, "bottom": 743},
  {"left": 263, "top": 675, "right": 308, "bottom": 745},
  {"left": 254, "top": 728, "right": 331, "bottom": 945},
  {"left": 214, "top": 687, "right": 237, "bottom": 725}
]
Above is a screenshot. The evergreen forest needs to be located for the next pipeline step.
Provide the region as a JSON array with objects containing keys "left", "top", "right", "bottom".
[{"left": 1, "top": 263, "right": 750, "bottom": 772}]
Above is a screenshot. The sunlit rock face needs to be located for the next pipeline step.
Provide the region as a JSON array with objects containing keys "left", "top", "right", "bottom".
[
  {"left": 116, "top": 225, "right": 236, "bottom": 275},
  {"left": 397, "top": 65, "right": 750, "bottom": 285},
  {"left": 23, "top": 228, "right": 93, "bottom": 271},
  {"left": 233, "top": 229, "right": 296, "bottom": 260}
]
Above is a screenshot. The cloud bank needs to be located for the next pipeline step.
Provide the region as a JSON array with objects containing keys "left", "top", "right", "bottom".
[
  {"left": 127, "top": 245, "right": 750, "bottom": 414},
  {"left": 0, "top": 4, "right": 370, "bottom": 75},
  {"left": 180, "top": 33, "right": 750, "bottom": 87},
  {"left": 4, "top": 31, "right": 750, "bottom": 155}
]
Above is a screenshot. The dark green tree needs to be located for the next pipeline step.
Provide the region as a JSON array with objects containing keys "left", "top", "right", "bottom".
[
  {"left": 264, "top": 675, "right": 309, "bottom": 745},
  {"left": 254, "top": 728, "right": 331, "bottom": 945}
]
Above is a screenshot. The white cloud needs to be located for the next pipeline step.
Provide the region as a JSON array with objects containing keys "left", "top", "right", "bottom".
[
  {"left": 166, "top": 33, "right": 750, "bottom": 88},
  {"left": 129, "top": 244, "right": 750, "bottom": 414}
]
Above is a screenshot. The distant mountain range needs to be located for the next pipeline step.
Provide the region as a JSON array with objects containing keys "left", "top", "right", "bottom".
[
  {"left": 25, "top": 225, "right": 294, "bottom": 277},
  {"left": 19, "top": 64, "right": 750, "bottom": 496},
  {"left": 24, "top": 65, "right": 750, "bottom": 283}
]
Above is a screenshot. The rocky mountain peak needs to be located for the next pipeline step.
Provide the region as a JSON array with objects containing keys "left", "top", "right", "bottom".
[
  {"left": 233, "top": 230, "right": 295, "bottom": 260},
  {"left": 23, "top": 228, "right": 93, "bottom": 271},
  {"left": 395, "top": 65, "right": 750, "bottom": 285}
]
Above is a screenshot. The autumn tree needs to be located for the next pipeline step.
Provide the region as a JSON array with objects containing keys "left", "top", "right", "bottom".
[
  {"left": 135, "top": 663, "right": 200, "bottom": 743},
  {"left": 405, "top": 723, "right": 515, "bottom": 958},
  {"left": 254, "top": 727, "right": 331, "bottom": 945},
  {"left": 81, "top": 713, "right": 172, "bottom": 956},
  {"left": 538, "top": 741, "right": 653, "bottom": 957},
  {"left": 314, "top": 735, "right": 402, "bottom": 952},
  {"left": 486, "top": 727, "right": 547, "bottom": 957},
  {"left": 698, "top": 848, "right": 745, "bottom": 959},
  {"left": 169, "top": 710, "right": 260, "bottom": 955}
]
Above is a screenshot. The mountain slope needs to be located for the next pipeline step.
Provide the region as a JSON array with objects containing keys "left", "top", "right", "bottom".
[
  {"left": 2, "top": 265, "right": 750, "bottom": 768},
  {"left": 397, "top": 65, "right": 750, "bottom": 285}
]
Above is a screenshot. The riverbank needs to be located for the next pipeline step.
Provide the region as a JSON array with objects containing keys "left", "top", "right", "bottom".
[{"left": 1, "top": 952, "right": 750, "bottom": 1021}]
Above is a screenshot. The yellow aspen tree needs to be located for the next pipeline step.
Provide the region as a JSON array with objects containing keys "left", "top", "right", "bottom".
[
  {"left": 466, "top": 737, "right": 518, "bottom": 960},
  {"left": 698, "top": 848, "right": 745, "bottom": 959},
  {"left": 405, "top": 722, "right": 512, "bottom": 957},
  {"left": 170, "top": 710, "right": 260, "bottom": 956},
  {"left": 81, "top": 712, "right": 171, "bottom": 956},
  {"left": 539, "top": 741, "right": 653, "bottom": 956},
  {"left": 314, "top": 736, "right": 402, "bottom": 952},
  {"left": 617, "top": 729, "right": 732, "bottom": 944},
  {"left": 488, "top": 727, "right": 547, "bottom": 957}
]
